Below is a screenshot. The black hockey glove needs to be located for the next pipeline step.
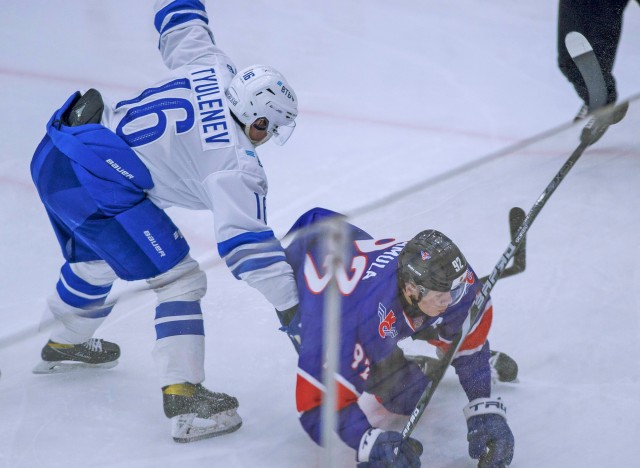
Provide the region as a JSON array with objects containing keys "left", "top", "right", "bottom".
[
  {"left": 580, "top": 101, "right": 628, "bottom": 145},
  {"left": 464, "top": 398, "right": 514, "bottom": 468},
  {"left": 356, "top": 428, "right": 423, "bottom": 468},
  {"left": 404, "top": 354, "right": 441, "bottom": 380}
]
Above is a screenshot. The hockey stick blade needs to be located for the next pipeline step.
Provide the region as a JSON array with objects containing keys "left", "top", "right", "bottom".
[
  {"left": 479, "top": 207, "right": 526, "bottom": 283},
  {"left": 399, "top": 138, "right": 591, "bottom": 444},
  {"left": 508, "top": 206, "right": 526, "bottom": 274},
  {"left": 565, "top": 31, "right": 607, "bottom": 111}
]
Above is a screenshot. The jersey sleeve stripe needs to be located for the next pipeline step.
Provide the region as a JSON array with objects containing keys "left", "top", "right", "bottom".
[
  {"left": 154, "top": 0, "right": 207, "bottom": 34},
  {"left": 426, "top": 304, "right": 493, "bottom": 356},
  {"left": 217, "top": 230, "right": 277, "bottom": 257},
  {"left": 224, "top": 242, "right": 285, "bottom": 269},
  {"left": 232, "top": 254, "right": 287, "bottom": 278},
  {"left": 159, "top": 12, "right": 209, "bottom": 36},
  {"left": 459, "top": 305, "right": 492, "bottom": 352}
]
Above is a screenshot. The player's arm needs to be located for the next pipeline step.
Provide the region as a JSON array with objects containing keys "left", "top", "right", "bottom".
[
  {"left": 153, "top": 0, "right": 233, "bottom": 70},
  {"left": 451, "top": 300, "right": 493, "bottom": 400},
  {"left": 364, "top": 346, "right": 429, "bottom": 415},
  {"left": 204, "top": 170, "right": 298, "bottom": 311},
  {"left": 425, "top": 297, "right": 514, "bottom": 465},
  {"left": 426, "top": 301, "right": 493, "bottom": 400}
]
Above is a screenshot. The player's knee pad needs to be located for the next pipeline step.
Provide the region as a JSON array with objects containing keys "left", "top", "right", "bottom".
[{"left": 146, "top": 254, "right": 207, "bottom": 304}]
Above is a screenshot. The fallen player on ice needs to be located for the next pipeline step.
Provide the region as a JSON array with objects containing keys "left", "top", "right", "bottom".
[{"left": 277, "top": 207, "right": 517, "bottom": 467}]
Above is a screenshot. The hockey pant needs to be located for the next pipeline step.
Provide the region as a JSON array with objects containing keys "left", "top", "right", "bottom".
[{"left": 31, "top": 94, "right": 208, "bottom": 385}]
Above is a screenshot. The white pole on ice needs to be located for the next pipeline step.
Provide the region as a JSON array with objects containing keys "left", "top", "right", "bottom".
[{"left": 320, "top": 217, "right": 346, "bottom": 466}]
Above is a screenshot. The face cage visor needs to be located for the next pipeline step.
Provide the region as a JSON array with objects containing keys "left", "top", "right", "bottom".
[
  {"left": 262, "top": 99, "right": 297, "bottom": 146},
  {"left": 416, "top": 268, "right": 469, "bottom": 307},
  {"left": 271, "top": 120, "right": 296, "bottom": 145}
]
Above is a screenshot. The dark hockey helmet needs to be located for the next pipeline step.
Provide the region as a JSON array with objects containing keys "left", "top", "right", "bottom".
[{"left": 398, "top": 230, "right": 469, "bottom": 304}]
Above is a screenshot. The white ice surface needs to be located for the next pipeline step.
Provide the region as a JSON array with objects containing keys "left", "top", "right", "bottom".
[{"left": 1, "top": 1, "right": 639, "bottom": 467}]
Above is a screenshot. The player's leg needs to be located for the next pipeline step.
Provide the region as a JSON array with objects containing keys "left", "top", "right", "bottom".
[
  {"left": 557, "top": 0, "right": 629, "bottom": 115},
  {"left": 146, "top": 254, "right": 242, "bottom": 442},
  {"left": 31, "top": 106, "right": 239, "bottom": 440},
  {"left": 31, "top": 141, "right": 123, "bottom": 373},
  {"left": 33, "top": 256, "right": 121, "bottom": 374},
  {"left": 79, "top": 194, "right": 241, "bottom": 441}
]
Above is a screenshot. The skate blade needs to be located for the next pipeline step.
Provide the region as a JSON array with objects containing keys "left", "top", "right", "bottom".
[
  {"left": 32, "top": 359, "right": 118, "bottom": 374},
  {"left": 171, "top": 411, "right": 243, "bottom": 443}
]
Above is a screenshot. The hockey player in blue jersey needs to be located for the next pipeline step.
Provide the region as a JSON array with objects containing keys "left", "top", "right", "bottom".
[
  {"left": 29, "top": 0, "right": 299, "bottom": 442},
  {"left": 279, "top": 208, "right": 515, "bottom": 467}
]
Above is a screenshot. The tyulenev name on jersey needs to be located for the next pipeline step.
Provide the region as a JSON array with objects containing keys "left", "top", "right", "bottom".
[{"left": 191, "top": 67, "right": 232, "bottom": 150}]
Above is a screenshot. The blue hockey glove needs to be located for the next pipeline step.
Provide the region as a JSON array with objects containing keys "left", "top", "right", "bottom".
[
  {"left": 464, "top": 398, "right": 514, "bottom": 468},
  {"left": 276, "top": 305, "right": 301, "bottom": 353},
  {"left": 356, "top": 428, "right": 423, "bottom": 468}
]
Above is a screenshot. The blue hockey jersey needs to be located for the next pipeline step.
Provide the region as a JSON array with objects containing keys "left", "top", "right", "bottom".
[{"left": 284, "top": 208, "right": 494, "bottom": 451}]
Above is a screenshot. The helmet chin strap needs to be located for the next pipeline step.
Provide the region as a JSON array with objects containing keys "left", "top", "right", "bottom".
[
  {"left": 230, "top": 111, "right": 271, "bottom": 146},
  {"left": 243, "top": 124, "right": 271, "bottom": 146}
]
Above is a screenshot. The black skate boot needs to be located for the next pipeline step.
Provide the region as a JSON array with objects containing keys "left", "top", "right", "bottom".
[
  {"left": 33, "top": 338, "right": 120, "bottom": 374},
  {"left": 162, "top": 382, "right": 242, "bottom": 443}
]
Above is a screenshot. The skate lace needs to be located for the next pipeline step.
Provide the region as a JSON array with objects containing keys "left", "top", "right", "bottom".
[{"left": 82, "top": 338, "right": 104, "bottom": 353}]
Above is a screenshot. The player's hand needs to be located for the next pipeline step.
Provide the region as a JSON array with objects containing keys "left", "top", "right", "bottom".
[
  {"left": 276, "top": 305, "right": 301, "bottom": 353},
  {"left": 404, "top": 354, "right": 440, "bottom": 380},
  {"left": 356, "top": 428, "right": 423, "bottom": 467},
  {"left": 464, "top": 398, "right": 514, "bottom": 468},
  {"left": 580, "top": 101, "right": 628, "bottom": 145}
]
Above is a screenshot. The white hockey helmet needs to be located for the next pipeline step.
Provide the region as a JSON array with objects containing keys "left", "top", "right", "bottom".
[{"left": 225, "top": 65, "right": 298, "bottom": 145}]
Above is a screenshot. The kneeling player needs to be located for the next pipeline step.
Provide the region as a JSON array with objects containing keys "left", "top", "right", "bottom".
[{"left": 278, "top": 208, "right": 516, "bottom": 467}]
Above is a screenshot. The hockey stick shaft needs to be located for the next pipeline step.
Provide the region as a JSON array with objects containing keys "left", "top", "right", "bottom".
[{"left": 400, "top": 137, "right": 590, "bottom": 440}]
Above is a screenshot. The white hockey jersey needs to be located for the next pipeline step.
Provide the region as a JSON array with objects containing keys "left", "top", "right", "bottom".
[{"left": 100, "top": 0, "right": 298, "bottom": 311}]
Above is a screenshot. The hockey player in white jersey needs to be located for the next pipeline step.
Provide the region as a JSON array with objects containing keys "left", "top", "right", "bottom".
[{"left": 30, "top": 0, "right": 299, "bottom": 442}]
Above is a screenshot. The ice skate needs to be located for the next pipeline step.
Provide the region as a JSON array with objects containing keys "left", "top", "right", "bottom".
[
  {"left": 163, "top": 383, "right": 242, "bottom": 443},
  {"left": 32, "top": 338, "right": 120, "bottom": 374}
]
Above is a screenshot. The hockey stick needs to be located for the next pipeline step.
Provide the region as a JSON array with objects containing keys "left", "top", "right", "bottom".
[
  {"left": 398, "top": 31, "right": 618, "bottom": 445},
  {"left": 564, "top": 31, "right": 630, "bottom": 142},
  {"left": 565, "top": 31, "right": 607, "bottom": 112},
  {"left": 479, "top": 207, "right": 526, "bottom": 284},
  {"left": 400, "top": 135, "right": 591, "bottom": 442}
]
